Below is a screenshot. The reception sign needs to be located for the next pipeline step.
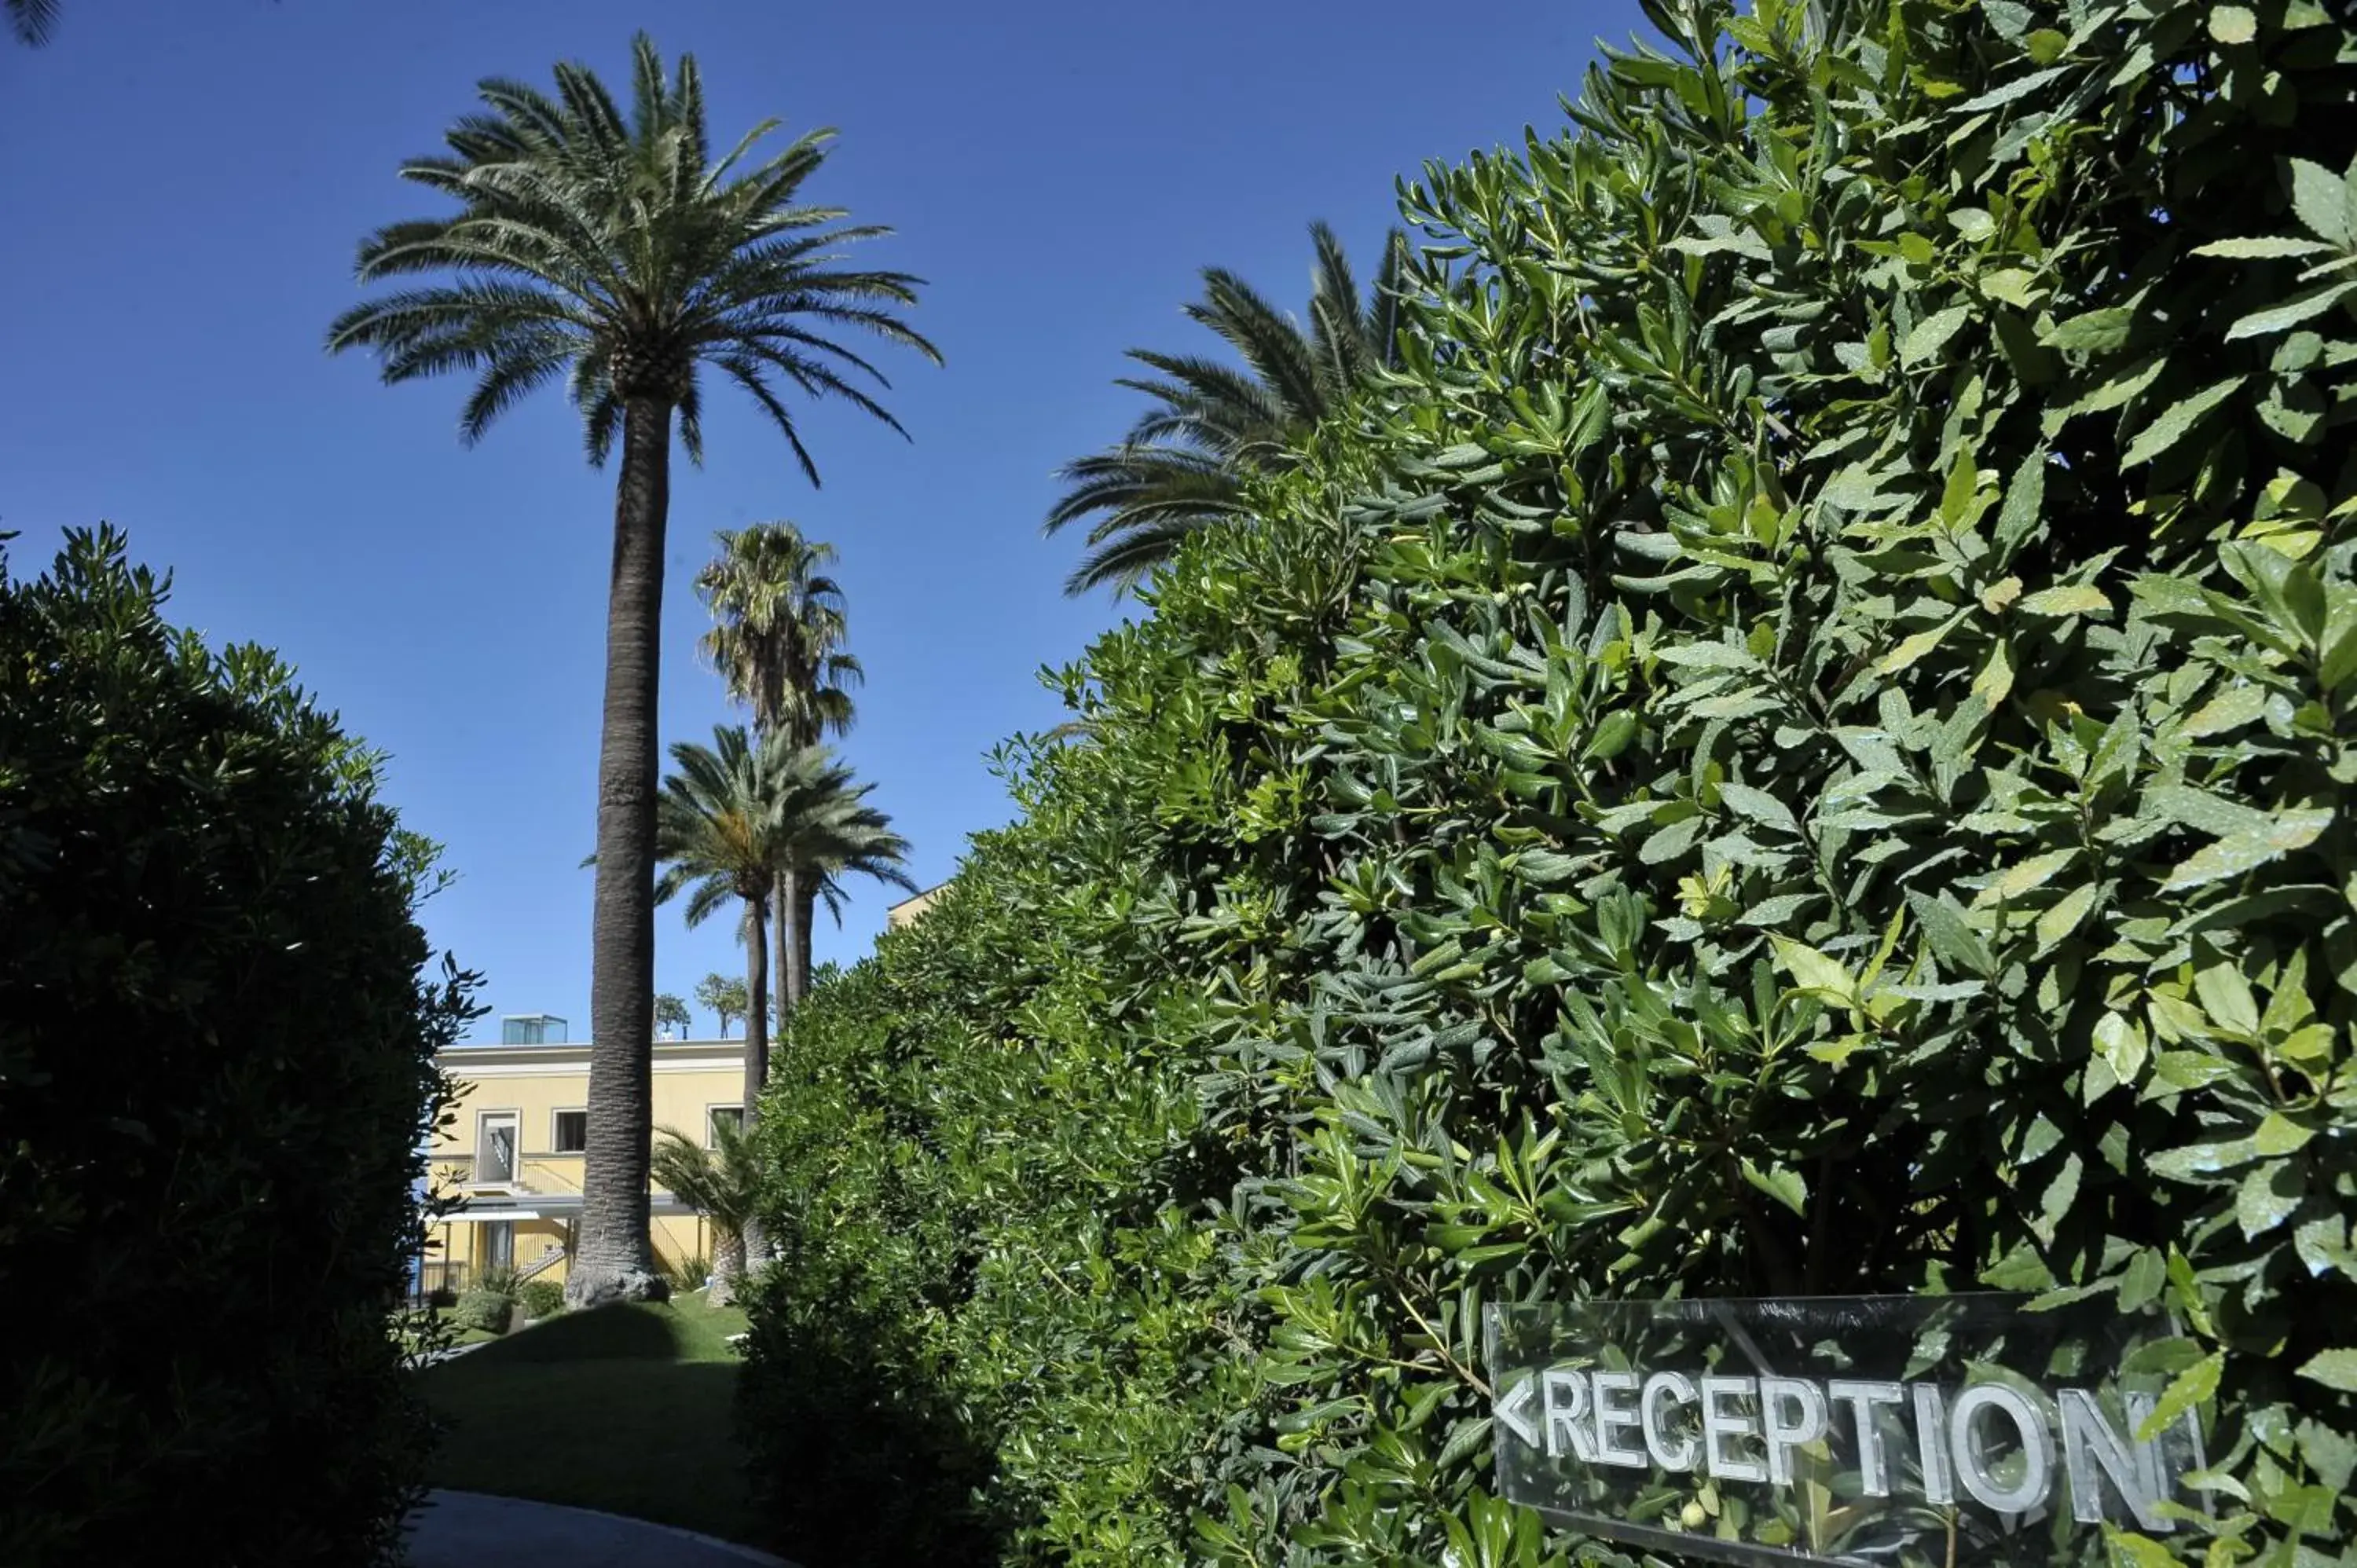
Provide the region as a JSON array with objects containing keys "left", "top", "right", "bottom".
[{"left": 1486, "top": 1295, "right": 2206, "bottom": 1568}]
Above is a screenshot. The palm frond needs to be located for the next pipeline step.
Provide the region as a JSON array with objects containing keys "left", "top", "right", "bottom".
[
  {"left": 1045, "top": 222, "right": 1409, "bottom": 596},
  {"left": 650, "top": 725, "right": 909, "bottom": 948},
  {"left": 651, "top": 1119, "right": 760, "bottom": 1233},
  {"left": 7, "top": 0, "right": 60, "bottom": 46},
  {"left": 331, "top": 39, "right": 937, "bottom": 464},
  {"left": 695, "top": 522, "right": 863, "bottom": 749},
  {"left": 1189, "top": 269, "right": 1326, "bottom": 422}
]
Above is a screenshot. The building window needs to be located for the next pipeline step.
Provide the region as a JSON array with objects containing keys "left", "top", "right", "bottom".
[
  {"left": 552, "top": 1110, "right": 587, "bottom": 1153},
  {"left": 707, "top": 1105, "right": 744, "bottom": 1145}
]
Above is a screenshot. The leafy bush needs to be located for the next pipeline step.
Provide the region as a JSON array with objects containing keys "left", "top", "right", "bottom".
[
  {"left": 475, "top": 1265, "right": 519, "bottom": 1300},
  {"left": 452, "top": 1289, "right": 514, "bottom": 1337},
  {"left": 516, "top": 1280, "right": 564, "bottom": 1321},
  {"left": 0, "top": 526, "right": 480, "bottom": 1567},
  {"left": 745, "top": 0, "right": 2357, "bottom": 1561},
  {"left": 665, "top": 1254, "right": 711, "bottom": 1295},
  {"left": 739, "top": 892, "right": 1203, "bottom": 1563}
]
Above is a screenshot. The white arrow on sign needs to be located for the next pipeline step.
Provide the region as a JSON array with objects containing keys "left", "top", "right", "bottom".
[{"left": 1494, "top": 1372, "right": 1541, "bottom": 1449}]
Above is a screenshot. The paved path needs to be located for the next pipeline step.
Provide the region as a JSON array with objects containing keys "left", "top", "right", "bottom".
[
  {"left": 414, "top": 1339, "right": 493, "bottom": 1368},
  {"left": 405, "top": 1489, "right": 794, "bottom": 1568}
]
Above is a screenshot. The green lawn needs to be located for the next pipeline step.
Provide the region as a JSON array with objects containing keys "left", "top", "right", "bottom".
[
  {"left": 397, "top": 1308, "right": 498, "bottom": 1357},
  {"left": 418, "top": 1292, "right": 766, "bottom": 1548}
]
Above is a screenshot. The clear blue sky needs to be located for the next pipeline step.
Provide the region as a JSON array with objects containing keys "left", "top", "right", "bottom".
[{"left": 0, "top": 0, "right": 1636, "bottom": 1040}]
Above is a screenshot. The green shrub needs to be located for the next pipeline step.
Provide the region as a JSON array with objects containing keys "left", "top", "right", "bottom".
[
  {"left": 475, "top": 1265, "right": 518, "bottom": 1300},
  {"left": 739, "top": 898, "right": 1178, "bottom": 1564},
  {"left": 0, "top": 526, "right": 480, "bottom": 1567},
  {"left": 515, "top": 1280, "right": 563, "bottom": 1321},
  {"left": 664, "top": 1254, "right": 710, "bottom": 1295},
  {"left": 745, "top": 0, "right": 2357, "bottom": 1560},
  {"left": 451, "top": 1289, "right": 514, "bottom": 1337}
]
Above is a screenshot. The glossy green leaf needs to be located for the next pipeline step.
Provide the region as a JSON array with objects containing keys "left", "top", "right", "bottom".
[
  {"left": 2296, "top": 1349, "right": 2357, "bottom": 1393},
  {"left": 2209, "top": 4, "right": 2256, "bottom": 42},
  {"left": 1901, "top": 305, "right": 1973, "bottom": 365},
  {"left": 2122, "top": 376, "right": 2245, "bottom": 467},
  {"left": 2137, "top": 1350, "right": 2222, "bottom": 1442},
  {"left": 1740, "top": 1159, "right": 1809, "bottom": 1216},
  {"left": 2162, "top": 807, "right": 2334, "bottom": 889},
  {"left": 2289, "top": 156, "right": 2355, "bottom": 246},
  {"left": 2225, "top": 280, "right": 2357, "bottom": 343}
]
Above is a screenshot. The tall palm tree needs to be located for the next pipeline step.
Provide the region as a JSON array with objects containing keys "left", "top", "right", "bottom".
[
  {"left": 695, "top": 523, "right": 861, "bottom": 1009},
  {"left": 328, "top": 38, "right": 939, "bottom": 1306},
  {"left": 650, "top": 1118, "right": 761, "bottom": 1306},
  {"left": 1045, "top": 221, "right": 1410, "bottom": 595},
  {"left": 649, "top": 728, "right": 910, "bottom": 1147},
  {"left": 781, "top": 795, "right": 920, "bottom": 1022}
]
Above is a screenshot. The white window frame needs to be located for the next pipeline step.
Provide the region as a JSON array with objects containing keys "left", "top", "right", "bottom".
[
  {"left": 474, "top": 1109, "right": 521, "bottom": 1184},
  {"left": 706, "top": 1104, "right": 744, "bottom": 1147},
  {"left": 548, "top": 1107, "right": 588, "bottom": 1154}
]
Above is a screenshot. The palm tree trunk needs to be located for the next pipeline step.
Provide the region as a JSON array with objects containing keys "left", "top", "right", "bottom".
[
  {"left": 796, "top": 879, "right": 819, "bottom": 1006},
  {"left": 570, "top": 393, "right": 673, "bottom": 1308},
  {"left": 741, "top": 897, "right": 770, "bottom": 1268},
  {"left": 778, "top": 863, "right": 809, "bottom": 1009},
  {"left": 707, "top": 1226, "right": 747, "bottom": 1308},
  {"left": 742, "top": 901, "right": 769, "bottom": 1133}
]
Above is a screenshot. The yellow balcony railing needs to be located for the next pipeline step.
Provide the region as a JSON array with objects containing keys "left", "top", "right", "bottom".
[{"left": 519, "top": 1156, "right": 584, "bottom": 1194}]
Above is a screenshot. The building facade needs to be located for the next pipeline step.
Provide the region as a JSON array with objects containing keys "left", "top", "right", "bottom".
[
  {"left": 420, "top": 1016, "right": 746, "bottom": 1295},
  {"left": 887, "top": 881, "right": 949, "bottom": 929}
]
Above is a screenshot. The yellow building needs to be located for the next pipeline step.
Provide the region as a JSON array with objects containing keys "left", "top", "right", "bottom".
[
  {"left": 887, "top": 881, "right": 948, "bottom": 929},
  {"left": 420, "top": 1014, "right": 746, "bottom": 1294}
]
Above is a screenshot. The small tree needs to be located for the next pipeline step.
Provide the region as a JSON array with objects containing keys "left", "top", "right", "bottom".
[
  {"left": 653, "top": 993, "right": 691, "bottom": 1040},
  {"left": 696, "top": 972, "right": 747, "bottom": 1037},
  {"left": 649, "top": 1119, "right": 761, "bottom": 1306}
]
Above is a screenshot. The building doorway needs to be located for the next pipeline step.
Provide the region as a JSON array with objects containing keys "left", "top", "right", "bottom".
[
  {"left": 476, "top": 1112, "right": 518, "bottom": 1183},
  {"left": 481, "top": 1220, "right": 514, "bottom": 1274}
]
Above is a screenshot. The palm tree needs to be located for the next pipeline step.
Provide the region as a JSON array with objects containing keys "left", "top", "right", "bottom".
[
  {"left": 695, "top": 523, "right": 862, "bottom": 1009},
  {"left": 328, "top": 37, "right": 939, "bottom": 1305},
  {"left": 1045, "top": 221, "right": 1410, "bottom": 595},
  {"left": 777, "top": 803, "right": 920, "bottom": 1028},
  {"left": 647, "top": 727, "right": 795, "bottom": 1174},
  {"left": 650, "top": 728, "right": 909, "bottom": 1144},
  {"left": 6, "top": 0, "right": 56, "bottom": 45},
  {"left": 650, "top": 1118, "right": 761, "bottom": 1306}
]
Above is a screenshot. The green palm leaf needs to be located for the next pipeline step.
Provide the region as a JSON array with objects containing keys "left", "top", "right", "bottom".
[
  {"left": 6, "top": 0, "right": 58, "bottom": 46},
  {"left": 1046, "top": 221, "right": 1409, "bottom": 595},
  {"left": 327, "top": 33, "right": 940, "bottom": 476}
]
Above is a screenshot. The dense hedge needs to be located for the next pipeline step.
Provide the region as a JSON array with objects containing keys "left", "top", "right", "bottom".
[
  {"left": 0, "top": 527, "right": 479, "bottom": 1567},
  {"left": 742, "top": 0, "right": 2357, "bottom": 1561},
  {"left": 453, "top": 1288, "right": 515, "bottom": 1336}
]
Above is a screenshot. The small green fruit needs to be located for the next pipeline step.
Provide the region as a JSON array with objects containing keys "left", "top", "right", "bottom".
[{"left": 1681, "top": 1501, "right": 1707, "bottom": 1530}]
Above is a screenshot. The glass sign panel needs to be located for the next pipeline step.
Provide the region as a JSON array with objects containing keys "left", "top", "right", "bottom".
[{"left": 1486, "top": 1295, "right": 2206, "bottom": 1568}]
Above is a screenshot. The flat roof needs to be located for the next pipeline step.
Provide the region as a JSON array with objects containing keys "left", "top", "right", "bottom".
[
  {"left": 443, "top": 1035, "right": 742, "bottom": 1050},
  {"left": 887, "top": 880, "right": 951, "bottom": 910}
]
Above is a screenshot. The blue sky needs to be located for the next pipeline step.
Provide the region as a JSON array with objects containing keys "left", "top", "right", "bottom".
[{"left": 0, "top": 0, "right": 1633, "bottom": 1040}]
